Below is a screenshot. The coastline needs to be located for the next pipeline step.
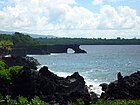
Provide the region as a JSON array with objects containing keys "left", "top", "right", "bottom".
[
  {"left": 1, "top": 55, "right": 140, "bottom": 104},
  {"left": 0, "top": 56, "right": 92, "bottom": 104},
  {"left": 36, "top": 64, "right": 103, "bottom": 96}
]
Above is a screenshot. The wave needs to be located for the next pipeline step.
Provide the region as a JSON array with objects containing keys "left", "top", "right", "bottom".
[{"left": 85, "top": 78, "right": 102, "bottom": 96}]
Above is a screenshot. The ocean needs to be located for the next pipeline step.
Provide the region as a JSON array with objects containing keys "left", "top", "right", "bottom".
[{"left": 29, "top": 45, "right": 140, "bottom": 95}]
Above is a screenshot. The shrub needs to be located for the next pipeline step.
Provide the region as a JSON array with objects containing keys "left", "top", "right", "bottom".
[
  {"left": 0, "top": 61, "right": 6, "bottom": 69},
  {"left": 17, "top": 96, "right": 28, "bottom": 105},
  {"left": 0, "top": 60, "right": 23, "bottom": 83},
  {"left": 9, "top": 66, "right": 23, "bottom": 76},
  {"left": 31, "top": 96, "right": 50, "bottom": 105},
  {"left": 9, "top": 99, "right": 18, "bottom": 105},
  {"left": 72, "top": 98, "right": 85, "bottom": 105}
]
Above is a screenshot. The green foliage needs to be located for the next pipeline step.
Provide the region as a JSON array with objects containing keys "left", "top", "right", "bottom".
[
  {"left": 0, "top": 61, "right": 6, "bottom": 69},
  {"left": 0, "top": 32, "right": 39, "bottom": 47},
  {"left": 1, "top": 33, "right": 140, "bottom": 46},
  {"left": 90, "top": 99, "right": 140, "bottom": 105},
  {"left": 9, "top": 66, "right": 23, "bottom": 76},
  {"left": 0, "top": 40, "right": 13, "bottom": 48},
  {"left": 31, "top": 96, "right": 50, "bottom": 105},
  {"left": 0, "top": 95, "right": 51, "bottom": 105},
  {"left": 5, "top": 95, "right": 11, "bottom": 104},
  {"left": 0, "top": 61, "right": 23, "bottom": 83},
  {"left": 17, "top": 96, "right": 28, "bottom": 105},
  {"left": 12, "top": 32, "right": 38, "bottom": 46},
  {"left": 72, "top": 98, "right": 85, "bottom": 105},
  {"left": 9, "top": 99, "right": 18, "bottom": 105},
  {"left": 0, "top": 69, "right": 11, "bottom": 82},
  {"left": 0, "top": 40, "right": 13, "bottom": 56},
  {"left": 36, "top": 38, "right": 140, "bottom": 45},
  {"left": 1, "top": 95, "right": 140, "bottom": 105}
]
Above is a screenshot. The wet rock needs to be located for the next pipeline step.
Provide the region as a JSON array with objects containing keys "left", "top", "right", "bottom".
[{"left": 100, "top": 83, "right": 108, "bottom": 92}]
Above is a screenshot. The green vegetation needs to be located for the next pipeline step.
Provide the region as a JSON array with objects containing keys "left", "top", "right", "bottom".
[
  {"left": 0, "top": 95, "right": 50, "bottom": 105},
  {"left": 0, "top": 61, "right": 140, "bottom": 105},
  {"left": 0, "top": 32, "right": 38, "bottom": 46},
  {"left": 0, "top": 32, "right": 140, "bottom": 46},
  {"left": 0, "top": 61, "right": 23, "bottom": 83},
  {"left": 36, "top": 37, "right": 140, "bottom": 45},
  {"left": 90, "top": 99, "right": 140, "bottom": 105},
  {"left": 1, "top": 95, "right": 140, "bottom": 105},
  {"left": 0, "top": 40, "right": 13, "bottom": 57},
  {"left": 1, "top": 32, "right": 140, "bottom": 105}
]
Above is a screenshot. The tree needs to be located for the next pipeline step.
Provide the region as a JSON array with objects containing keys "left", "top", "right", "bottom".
[
  {"left": 0, "top": 40, "right": 13, "bottom": 58},
  {"left": 12, "top": 32, "right": 38, "bottom": 46}
]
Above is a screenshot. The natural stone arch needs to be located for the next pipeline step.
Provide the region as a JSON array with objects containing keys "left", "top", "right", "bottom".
[{"left": 67, "top": 48, "right": 75, "bottom": 53}]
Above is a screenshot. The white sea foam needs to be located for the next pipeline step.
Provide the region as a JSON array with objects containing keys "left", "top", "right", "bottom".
[
  {"left": 54, "top": 71, "right": 73, "bottom": 77},
  {"left": 27, "top": 55, "right": 39, "bottom": 57},
  {"left": 85, "top": 79, "right": 103, "bottom": 96},
  {"left": 50, "top": 53, "right": 66, "bottom": 55}
]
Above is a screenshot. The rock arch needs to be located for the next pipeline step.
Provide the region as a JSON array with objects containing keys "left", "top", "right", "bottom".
[
  {"left": 65, "top": 45, "right": 87, "bottom": 53},
  {"left": 67, "top": 48, "right": 75, "bottom": 53},
  {"left": 11, "top": 44, "right": 87, "bottom": 56}
]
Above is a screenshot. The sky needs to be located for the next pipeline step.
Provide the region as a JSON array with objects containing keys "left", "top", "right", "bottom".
[{"left": 0, "top": 0, "right": 140, "bottom": 38}]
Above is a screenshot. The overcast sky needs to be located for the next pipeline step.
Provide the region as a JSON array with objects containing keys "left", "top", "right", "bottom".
[{"left": 0, "top": 0, "right": 140, "bottom": 38}]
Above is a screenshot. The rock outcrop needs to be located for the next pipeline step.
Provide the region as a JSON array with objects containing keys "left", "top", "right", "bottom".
[
  {"left": 47, "top": 44, "right": 87, "bottom": 53},
  {"left": 0, "top": 57, "right": 90, "bottom": 104},
  {"left": 35, "top": 66, "right": 90, "bottom": 104},
  {"left": 11, "top": 44, "right": 87, "bottom": 57},
  {"left": 100, "top": 71, "right": 140, "bottom": 99},
  {"left": 2, "top": 56, "right": 40, "bottom": 69}
]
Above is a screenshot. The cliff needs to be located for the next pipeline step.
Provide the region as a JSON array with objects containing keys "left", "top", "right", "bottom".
[{"left": 11, "top": 44, "right": 87, "bottom": 57}]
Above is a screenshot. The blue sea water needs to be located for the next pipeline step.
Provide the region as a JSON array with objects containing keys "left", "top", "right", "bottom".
[{"left": 29, "top": 45, "right": 140, "bottom": 94}]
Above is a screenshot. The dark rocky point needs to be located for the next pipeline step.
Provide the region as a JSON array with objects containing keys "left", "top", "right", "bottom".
[
  {"left": 100, "top": 71, "right": 140, "bottom": 99},
  {"left": 2, "top": 56, "right": 40, "bottom": 69}
]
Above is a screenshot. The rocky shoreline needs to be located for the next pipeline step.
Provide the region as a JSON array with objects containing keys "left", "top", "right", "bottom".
[
  {"left": 100, "top": 71, "right": 140, "bottom": 99},
  {"left": 1, "top": 56, "right": 91, "bottom": 104},
  {"left": 1, "top": 56, "right": 140, "bottom": 104}
]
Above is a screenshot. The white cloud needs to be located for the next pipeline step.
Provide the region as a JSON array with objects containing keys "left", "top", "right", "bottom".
[
  {"left": 97, "top": 5, "right": 140, "bottom": 30},
  {"left": 0, "top": 0, "right": 140, "bottom": 38},
  {"left": 92, "top": 0, "right": 103, "bottom": 5},
  {"left": 92, "top": 0, "right": 132, "bottom": 5}
]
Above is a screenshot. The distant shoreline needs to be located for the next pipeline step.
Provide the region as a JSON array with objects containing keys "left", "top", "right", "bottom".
[{"left": 1, "top": 32, "right": 140, "bottom": 46}]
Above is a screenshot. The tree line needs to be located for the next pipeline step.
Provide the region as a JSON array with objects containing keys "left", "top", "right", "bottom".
[
  {"left": 0, "top": 32, "right": 38, "bottom": 46},
  {"left": 36, "top": 37, "right": 140, "bottom": 45},
  {"left": 0, "top": 32, "right": 140, "bottom": 46}
]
